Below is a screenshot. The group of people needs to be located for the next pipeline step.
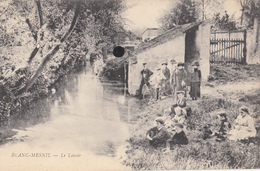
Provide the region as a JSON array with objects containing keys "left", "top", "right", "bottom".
[
  {"left": 137, "top": 60, "right": 201, "bottom": 101},
  {"left": 146, "top": 105, "right": 257, "bottom": 151}
]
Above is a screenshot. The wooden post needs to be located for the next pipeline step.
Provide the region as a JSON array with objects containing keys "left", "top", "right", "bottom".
[{"left": 242, "top": 29, "right": 247, "bottom": 64}]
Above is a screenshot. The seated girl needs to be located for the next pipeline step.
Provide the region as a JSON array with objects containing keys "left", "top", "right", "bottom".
[
  {"left": 228, "top": 106, "right": 256, "bottom": 141},
  {"left": 172, "top": 107, "right": 186, "bottom": 125}
]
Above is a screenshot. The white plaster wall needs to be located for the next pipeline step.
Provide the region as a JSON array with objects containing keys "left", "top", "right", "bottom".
[
  {"left": 198, "top": 23, "right": 211, "bottom": 82},
  {"left": 128, "top": 35, "right": 186, "bottom": 95},
  {"left": 247, "top": 21, "right": 260, "bottom": 64}
]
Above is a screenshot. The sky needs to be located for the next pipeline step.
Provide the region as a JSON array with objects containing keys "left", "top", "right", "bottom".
[{"left": 123, "top": 0, "right": 242, "bottom": 34}]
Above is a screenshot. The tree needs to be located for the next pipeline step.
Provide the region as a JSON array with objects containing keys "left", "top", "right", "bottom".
[
  {"left": 194, "top": 0, "right": 224, "bottom": 21},
  {"left": 6, "top": 0, "right": 127, "bottom": 96},
  {"left": 159, "top": 0, "right": 197, "bottom": 31},
  {"left": 240, "top": 0, "right": 260, "bottom": 28}
]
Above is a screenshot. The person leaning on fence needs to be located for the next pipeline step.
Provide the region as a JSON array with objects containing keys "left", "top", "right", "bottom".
[
  {"left": 137, "top": 62, "right": 153, "bottom": 96},
  {"left": 190, "top": 61, "right": 201, "bottom": 100},
  {"left": 146, "top": 117, "right": 171, "bottom": 148},
  {"left": 228, "top": 106, "right": 257, "bottom": 141}
]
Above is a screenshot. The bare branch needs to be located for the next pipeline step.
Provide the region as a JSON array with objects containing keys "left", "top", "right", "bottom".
[
  {"left": 35, "top": 0, "right": 43, "bottom": 27},
  {"left": 60, "top": 3, "right": 80, "bottom": 43},
  {"left": 17, "top": 3, "right": 81, "bottom": 96},
  {"left": 25, "top": 19, "right": 37, "bottom": 41}
]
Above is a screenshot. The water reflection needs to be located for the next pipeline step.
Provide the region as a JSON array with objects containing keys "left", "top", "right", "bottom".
[{"left": 0, "top": 68, "right": 144, "bottom": 170}]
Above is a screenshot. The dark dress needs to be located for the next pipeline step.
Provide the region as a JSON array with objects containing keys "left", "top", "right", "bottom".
[
  {"left": 162, "top": 67, "right": 171, "bottom": 93},
  {"left": 173, "top": 69, "right": 188, "bottom": 91},
  {"left": 170, "top": 131, "right": 188, "bottom": 145},
  {"left": 190, "top": 69, "right": 201, "bottom": 100}
]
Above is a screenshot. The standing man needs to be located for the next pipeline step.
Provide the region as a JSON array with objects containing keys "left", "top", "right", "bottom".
[
  {"left": 190, "top": 61, "right": 201, "bottom": 100},
  {"left": 170, "top": 59, "right": 177, "bottom": 96},
  {"left": 161, "top": 62, "right": 170, "bottom": 81},
  {"left": 161, "top": 62, "right": 171, "bottom": 95},
  {"left": 173, "top": 62, "right": 188, "bottom": 94},
  {"left": 138, "top": 62, "right": 153, "bottom": 96}
]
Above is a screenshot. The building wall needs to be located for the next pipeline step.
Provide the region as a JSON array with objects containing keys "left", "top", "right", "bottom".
[
  {"left": 185, "top": 28, "right": 200, "bottom": 74},
  {"left": 128, "top": 23, "right": 211, "bottom": 95},
  {"left": 198, "top": 23, "right": 211, "bottom": 82},
  {"left": 128, "top": 35, "right": 186, "bottom": 95},
  {"left": 247, "top": 19, "right": 260, "bottom": 64}
]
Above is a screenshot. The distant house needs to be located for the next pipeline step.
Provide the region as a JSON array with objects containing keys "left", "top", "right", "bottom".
[
  {"left": 128, "top": 21, "right": 211, "bottom": 95},
  {"left": 142, "top": 28, "right": 159, "bottom": 42}
]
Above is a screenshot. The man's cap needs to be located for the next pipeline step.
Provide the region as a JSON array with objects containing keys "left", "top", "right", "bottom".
[
  {"left": 174, "top": 123, "right": 184, "bottom": 129},
  {"left": 239, "top": 106, "right": 249, "bottom": 114},
  {"left": 162, "top": 62, "right": 168, "bottom": 65},
  {"left": 176, "top": 91, "right": 185, "bottom": 94},
  {"left": 191, "top": 61, "right": 199, "bottom": 66},
  {"left": 142, "top": 62, "right": 147, "bottom": 65},
  {"left": 170, "top": 59, "right": 177, "bottom": 64},
  {"left": 177, "top": 62, "right": 184, "bottom": 66},
  {"left": 155, "top": 117, "right": 165, "bottom": 125}
]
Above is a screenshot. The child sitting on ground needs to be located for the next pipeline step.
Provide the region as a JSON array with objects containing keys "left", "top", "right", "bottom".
[
  {"left": 171, "top": 91, "right": 191, "bottom": 117},
  {"left": 146, "top": 117, "right": 171, "bottom": 148},
  {"left": 202, "top": 111, "right": 231, "bottom": 142},
  {"left": 172, "top": 107, "right": 187, "bottom": 126},
  {"left": 214, "top": 112, "right": 231, "bottom": 142},
  {"left": 164, "top": 123, "right": 188, "bottom": 152}
]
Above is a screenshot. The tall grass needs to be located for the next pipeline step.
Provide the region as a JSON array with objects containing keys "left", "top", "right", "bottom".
[{"left": 122, "top": 94, "right": 260, "bottom": 170}]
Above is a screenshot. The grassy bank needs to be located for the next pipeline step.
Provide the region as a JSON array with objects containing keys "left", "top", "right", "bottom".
[{"left": 121, "top": 64, "right": 260, "bottom": 170}]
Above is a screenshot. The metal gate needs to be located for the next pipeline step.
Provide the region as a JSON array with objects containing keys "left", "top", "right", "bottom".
[{"left": 210, "top": 30, "right": 247, "bottom": 64}]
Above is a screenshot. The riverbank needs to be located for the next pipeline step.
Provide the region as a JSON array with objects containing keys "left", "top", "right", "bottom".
[
  {"left": 0, "top": 52, "right": 86, "bottom": 145},
  {"left": 120, "top": 64, "right": 260, "bottom": 170}
]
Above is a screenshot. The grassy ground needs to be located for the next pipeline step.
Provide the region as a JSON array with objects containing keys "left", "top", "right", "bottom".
[{"left": 120, "top": 64, "right": 260, "bottom": 170}]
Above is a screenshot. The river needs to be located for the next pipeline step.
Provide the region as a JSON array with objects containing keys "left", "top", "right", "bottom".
[{"left": 0, "top": 66, "right": 145, "bottom": 171}]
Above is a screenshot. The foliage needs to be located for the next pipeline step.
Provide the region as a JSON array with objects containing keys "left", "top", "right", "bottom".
[
  {"left": 159, "top": 0, "right": 197, "bottom": 31},
  {"left": 212, "top": 11, "right": 238, "bottom": 31},
  {"left": 0, "top": 0, "right": 127, "bottom": 126},
  {"left": 240, "top": 0, "right": 260, "bottom": 28},
  {"left": 194, "top": 0, "right": 224, "bottom": 21}
]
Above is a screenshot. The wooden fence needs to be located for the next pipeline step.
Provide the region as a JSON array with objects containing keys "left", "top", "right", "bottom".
[{"left": 210, "top": 30, "right": 247, "bottom": 64}]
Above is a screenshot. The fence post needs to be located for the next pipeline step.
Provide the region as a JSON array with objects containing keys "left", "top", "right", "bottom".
[{"left": 242, "top": 29, "right": 247, "bottom": 64}]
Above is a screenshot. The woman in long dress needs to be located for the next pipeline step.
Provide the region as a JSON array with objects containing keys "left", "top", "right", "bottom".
[{"left": 228, "top": 106, "right": 257, "bottom": 141}]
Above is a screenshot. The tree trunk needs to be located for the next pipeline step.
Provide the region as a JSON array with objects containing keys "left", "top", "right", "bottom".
[
  {"left": 16, "top": 3, "right": 80, "bottom": 96},
  {"left": 27, "top": 0, "right": 44, "bottom": 64}
]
